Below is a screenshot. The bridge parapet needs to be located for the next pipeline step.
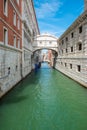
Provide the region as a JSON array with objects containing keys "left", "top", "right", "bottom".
[{"left": 33, "top": 33, "right": 58, "bottom": 53}]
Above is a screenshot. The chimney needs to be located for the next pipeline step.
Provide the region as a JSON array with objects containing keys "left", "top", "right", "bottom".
[{"left": 84, "top": 0, "right": 87, "bottom": 11}]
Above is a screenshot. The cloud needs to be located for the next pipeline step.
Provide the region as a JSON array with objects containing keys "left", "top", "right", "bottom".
[
  {"left": 34, "top": 0, "right": 63, "bottom": 36},
  {"left": 39, "top": 21, "right": 65, "bottom": 37},
  {"left": 34, "top": 0, "right": 84, "bottom": 38},
  {"left": 35, "top": 0, "right": 62, "bottom": 19}
]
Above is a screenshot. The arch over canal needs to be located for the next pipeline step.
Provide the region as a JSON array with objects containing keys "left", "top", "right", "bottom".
[
  {"left": 33, "top": 33, "right": 58, "bottom": 54},
  {"left": 33, "top": 33, "right": 58, "bottom": 68}
]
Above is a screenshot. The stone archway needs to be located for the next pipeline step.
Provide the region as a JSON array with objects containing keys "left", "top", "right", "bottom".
[
  {"left": 33, "top": 33, "right": 58, "bottom": 54},
  {"left": 32, "top": 33, "right": 58, "bottom": 68}
]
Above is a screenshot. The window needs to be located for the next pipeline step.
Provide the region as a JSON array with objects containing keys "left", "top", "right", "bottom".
[
  {"left": 78, "top": 43, "right": 82, "bottom": 51},
  {"left": 8, "top": 67, "right": 10, "bottom": 75},
  {"left": 71, "top": 46, "right": 73, "bottom": 52},
  {"left": 79, "top": 26, "right": 82, "bottom": 33},
  {"left": 65, "top": 63, "right": 67, "bottom": 67},
  {"left": 66, "top": 48, "right": 68, "bottom": 53},
  {"left": 77, "top": 42, "right": 82, "bottom": 51},
  {"left": 66, "top": 37, "right": 68, "bottom": 41},
  {"left": 13, "top": 11, "right": 16, "bottom": 26},
  {"left": 4, "top": 28, "right": 8, "bottom": 45},
  {"left": 4, "top": 0, "right": 8, "bottom": 16},
  {"left": 71, "top": 32, "right": 74, "bottom": 38},
  {"left": 14, "top": 35, "right": 16, "bottom": 48},
  {"left": 70, "top": 64, "right": 72, "bottom": 69},
  {"left": 77, "top": 65, "right": 81, "bottom": 72},
  {"left": 62, "top": 40, "right": 64, "bottom": 45},
  {"left": 17, "top": 18, "right": 20, "bottom": 30},
  {"left": 18, "top": 39, "right": 20, "bottom": 49}
]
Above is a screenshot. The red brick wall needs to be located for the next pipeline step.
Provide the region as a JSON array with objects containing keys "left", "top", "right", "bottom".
[
  {"left": 13, "top": 0, "right": 22, "bottom": 14},
  {"left": 0, "top": 0, "right": 22, "bottom": 49},
  {"left": 0, "top": 21, "right": 3, "bottom": 41},
  {"left": 48, "top": 50, "right": 52, "bottom": 61}
]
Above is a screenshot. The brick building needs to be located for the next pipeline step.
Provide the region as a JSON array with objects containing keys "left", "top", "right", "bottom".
[
  {"left": 0, "top": 0, "right": 22, "bottom": 48},
  {"left": 0, "top": 0, "right": 22, "bottom": 97},
  {"left": 0, "top": 0, "right": 39, "bottom": 97}
]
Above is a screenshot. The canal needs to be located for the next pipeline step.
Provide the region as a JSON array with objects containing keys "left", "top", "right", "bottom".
[{"left": 0, "top": 63, "right": 87, "bottom": 130}]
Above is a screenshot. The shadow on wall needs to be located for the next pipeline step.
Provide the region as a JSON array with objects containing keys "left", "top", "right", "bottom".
[{"left": 0, "top": 71, "right": 41, "bottom": 105}]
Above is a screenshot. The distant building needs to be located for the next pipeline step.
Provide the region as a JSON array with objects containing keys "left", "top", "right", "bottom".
[{"left": 47, "top": 50, "right": 53, "bottom": 66}]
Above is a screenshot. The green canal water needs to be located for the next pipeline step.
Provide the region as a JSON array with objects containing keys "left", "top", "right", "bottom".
[{"left": 0, "top": 63, "right": 87, "bottom": 130}]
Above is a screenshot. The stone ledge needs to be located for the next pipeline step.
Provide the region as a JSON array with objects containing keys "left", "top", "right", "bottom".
[{"left": 0, "top": 43, "right": 22, "bottom": 52}]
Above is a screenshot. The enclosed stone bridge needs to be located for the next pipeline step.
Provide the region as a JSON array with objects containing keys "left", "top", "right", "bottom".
[{"left": 33, "top": 33, "right": 58, "bottom": 54}]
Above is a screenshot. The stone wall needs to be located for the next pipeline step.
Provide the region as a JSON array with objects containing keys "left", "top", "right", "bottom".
[
  {"left": 22, "top": 49, "right": 32, "bottom": 78},
  {"left": 55, "top": 11, "right": 87, "bottom": 87},
  {"left": 0, "top": 0, "right": 39, "bottom": 98},
  {"left": 0, "top": 45, "right": 22, "bottom": 97},
  {"left": 22, "top": 0, "right": 34, "bottom": 78}
]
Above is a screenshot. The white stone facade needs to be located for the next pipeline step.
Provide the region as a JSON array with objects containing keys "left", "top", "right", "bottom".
[
  {"left": 22, "top": 0, "right": 39, "bottom": 78},
  {"left": 0, "top": 45, "right": 22, "bottom": 97},
  {"left": 33, "top": 33, "right": 58, "bottom": 53},
  {"left": 55, "top": 11, "right": 87, "bottom": 87}
]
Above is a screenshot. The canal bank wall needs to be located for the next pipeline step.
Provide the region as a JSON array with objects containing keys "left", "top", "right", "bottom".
[
  {"left": 0, "top": 46, "right": 22, "bottom": 98},
  {"left": 0, "top": 61, "right": 33, "bottom": 99},
  {"left": 55, "top": 66, "right": 87, "bottom": 88}
]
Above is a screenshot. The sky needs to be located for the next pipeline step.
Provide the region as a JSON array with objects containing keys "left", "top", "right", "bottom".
[{"left": 33, "top": 0, "right": 84, "bottom": 37}]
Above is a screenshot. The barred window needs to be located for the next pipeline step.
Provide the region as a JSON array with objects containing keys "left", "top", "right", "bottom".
[{"left": 4, "top": 0, "right": 8, "bottom": 16}]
